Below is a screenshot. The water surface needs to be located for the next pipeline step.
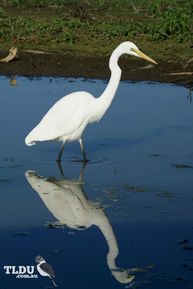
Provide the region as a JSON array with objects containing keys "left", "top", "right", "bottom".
[{"left": 0, "top": 76, "right": 193, "bottom": 288}]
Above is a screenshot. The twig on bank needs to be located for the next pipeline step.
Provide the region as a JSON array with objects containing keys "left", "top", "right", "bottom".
[
  {"left": 161, "top": 72, "right": 193, "bottom": 76},
  {"left": 0, "top": 47, "right": 18, "bottom": 63},
  {"left": 22, "top": 49, "right": 52, "bottom": 55}
]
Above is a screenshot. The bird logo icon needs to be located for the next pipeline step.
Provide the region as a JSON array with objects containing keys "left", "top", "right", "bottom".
[{"left": 35, "top": 255, "right": 57, "bottom": 287}]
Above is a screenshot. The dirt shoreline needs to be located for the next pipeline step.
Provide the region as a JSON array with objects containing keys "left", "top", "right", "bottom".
[{"left": 0, "top": 51, "right": 192, "bottom": 87}]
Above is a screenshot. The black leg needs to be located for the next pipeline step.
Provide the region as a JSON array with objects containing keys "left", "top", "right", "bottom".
[
  {"left": 79, "top": 138, "right": 87, "bottom": 163},
  {"left": 79, "top": 162, "right": 87, "bottom": 181},
  {"left": 57, "top": 141, "right": 65, "bottom": 163},
  {"left": 57, "top": 161, "right": 65, "bottom": 179}
]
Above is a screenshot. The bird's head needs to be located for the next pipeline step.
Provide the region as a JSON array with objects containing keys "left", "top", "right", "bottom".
[
  {"left": 111, "top": 268, "right": 135, "bottom": 284},
  {"left": 35, "top": 255, "right": 45, "bottom": 263},
  {"left": 118, "top": 41, "right": 157, "bottom": 65}
]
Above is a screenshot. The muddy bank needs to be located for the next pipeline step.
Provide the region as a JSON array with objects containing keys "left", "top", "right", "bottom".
[{"left": 0, "top": 50, "right": 192, "bottom": 87}]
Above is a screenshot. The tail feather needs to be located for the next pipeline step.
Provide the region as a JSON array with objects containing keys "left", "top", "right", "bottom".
[
  {"left": 25, "top": 133, "right": 36, "bottom": 146},
  {"left": 51, "top": 277, "right": 57, "bottom": 287}
]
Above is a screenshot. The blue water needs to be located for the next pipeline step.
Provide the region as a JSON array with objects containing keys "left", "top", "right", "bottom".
[{"left": 0, "top": 76, "right": 193, "bottom": 288}]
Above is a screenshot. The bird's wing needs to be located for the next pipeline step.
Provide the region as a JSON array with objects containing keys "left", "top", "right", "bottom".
[
  {"left": 40, "top": 263, "right": 55, "bottom": 278},
  {"left": 29, "top": 91, "right": 94, "bottom": 142}
]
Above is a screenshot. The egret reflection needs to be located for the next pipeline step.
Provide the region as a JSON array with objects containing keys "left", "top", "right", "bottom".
[{"left": 25, "top": 165, "right": 135, "bottom": 284}]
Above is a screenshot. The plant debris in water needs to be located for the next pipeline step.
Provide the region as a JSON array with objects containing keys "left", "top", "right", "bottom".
[
  {"left": 0, "top": 157, "right": 23, "bottom": 168},
  {"left": 176, "top": 238, "right": 190, "bottom": 244},
  {"left": 157, "top": 190, "right": 179, "bottom": 198},
  {"left": 0, "top": 178, "right": 10, "bottom": 183},
  {"left": 123, "top": 185, "right": 150, "bottom": 192},
  {"left": 43, "top": 221, "right": 64, "bottom": 229},
  {"left": 172, "top": 163, "right": 193, "bottom": 169},
  {"left": 183, "top": 244, "right": 193, "bottom": 251},
  {"left": 14, "top": 231, "right": 30, "bottom": 236}
]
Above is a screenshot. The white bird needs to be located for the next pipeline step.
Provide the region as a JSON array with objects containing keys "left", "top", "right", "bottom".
[
  {"left": 26, "top": 168, "right": 136, "bottom": 284},
  {"left": 35, "top": 255, "right": 57, "bottom": 287},
  {"left": 25, "top": 41, "right": 157, "bottom": 162}
]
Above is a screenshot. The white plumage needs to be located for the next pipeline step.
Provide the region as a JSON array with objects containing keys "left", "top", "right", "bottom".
[
  {"left": 27, "top": 170, "right": 136, "bottom": 284},
  {"left": 25, "top": 41, "right": 157, "bottom": 162},
  {"left": 25, "top": 92, "right": 96, "bottom": 145}
]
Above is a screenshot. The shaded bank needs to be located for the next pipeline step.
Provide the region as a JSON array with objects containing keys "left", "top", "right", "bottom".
[
  {"left": 0, "top": 50, "right": 192, "bottom": 87},
  {"left": 0, "top": 0, "right": 192, "bottom": 86}
]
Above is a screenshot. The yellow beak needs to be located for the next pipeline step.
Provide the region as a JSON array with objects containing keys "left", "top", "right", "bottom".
[{"left": 132, "top": 48, "right": 157, "bottom": 65}]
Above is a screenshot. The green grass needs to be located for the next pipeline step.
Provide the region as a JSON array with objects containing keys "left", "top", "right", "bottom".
[
  {"left": 0, "top": 0, "right": 192, "bottom": 60},
  {"left": 0, "top": 0, "right": 67, "bottom": 7}
]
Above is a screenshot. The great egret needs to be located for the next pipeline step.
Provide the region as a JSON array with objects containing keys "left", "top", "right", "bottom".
[
  {"left": 25, "top": 41, "right": 157, "bottom": 162},
  {"left": 25, "top": 168, "right": 135, "bottom": 284}
]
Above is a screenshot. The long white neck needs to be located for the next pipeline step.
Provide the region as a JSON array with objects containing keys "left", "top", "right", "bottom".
[
  {"left": 94, "top": 210, "right": 119, "bottom": 270},
  {"left": 94, "top": 47, "right": 122, "bottom": 121}
]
